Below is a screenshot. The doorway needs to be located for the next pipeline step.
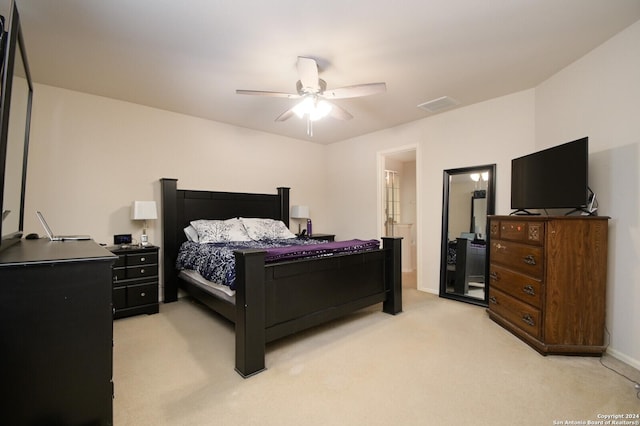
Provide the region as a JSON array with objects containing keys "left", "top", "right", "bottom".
[{"left": 378, "top": 147, "right": 418, "bottom": 289}]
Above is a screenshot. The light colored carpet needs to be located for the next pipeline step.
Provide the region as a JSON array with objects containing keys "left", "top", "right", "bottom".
[{"left": 113, "top": 286, "right": 640, "bottom": 425}]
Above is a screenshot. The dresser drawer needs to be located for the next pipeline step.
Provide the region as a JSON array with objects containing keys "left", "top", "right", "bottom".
[
  {"left": 127, "top": 282, "right": 158, "bottom": 306},
  {"left": 489, "top": 264, "right": 543, "bottom": 308},
  {"left": 494, "top": 220, "right": 544, "bottom": 245},
  {"left": 127, "top": 252, "right": 158, "bottom": 266},
  {"left": 489, "top": 287, "right": 541, "bottom": 339},
  {"left": 126, "top": 264, "right": 158, "bottom": 279},
  {"left": 490, "top": 239, "right": 544, "bottom": 278}
]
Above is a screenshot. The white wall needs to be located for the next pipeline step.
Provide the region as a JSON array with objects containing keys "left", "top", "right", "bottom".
[
  {"left": 326, "top": 89, "right": 536, "bottom": 296},
  {"left": 535, "top": 20, "right": 640, "bottom": 368},
  {"left": 24, "top": 85, "right": 329, "bottom": 295}
]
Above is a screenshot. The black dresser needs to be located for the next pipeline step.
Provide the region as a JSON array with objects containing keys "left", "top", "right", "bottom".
[
  {"left": 108, "top": 245, "right": 159, "bottom": 319},
  {"left": 0, "top": 238, "right": 116, "bottom": 425}
]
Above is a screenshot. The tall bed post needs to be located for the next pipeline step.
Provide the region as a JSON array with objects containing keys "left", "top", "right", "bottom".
[
  {"left": 234, "top": 249, "right": 267, "bottom": 378},
  {"left": 277, "top": 187, "right": 290, "bottom": 227},
  {"left": 161, "top": 178, "right": 179, "bottom": 302},
  {"left": 382, "top": 237, "right": 403, "bottom": 315}
]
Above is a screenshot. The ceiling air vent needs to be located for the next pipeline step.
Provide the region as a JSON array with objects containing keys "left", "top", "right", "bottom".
[{"left": 417, "top": 96, "right": 459, "bottom": 113}]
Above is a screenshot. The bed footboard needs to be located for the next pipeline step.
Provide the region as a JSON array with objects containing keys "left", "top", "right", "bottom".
[{"left": 233, "top": 236, "right": 402, "bottom": 378}]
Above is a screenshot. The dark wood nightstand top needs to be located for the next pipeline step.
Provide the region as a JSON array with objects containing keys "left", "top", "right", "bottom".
[
  {"left": 308, "top": 233, "right": 335, "bottom": 241},
  {"left": 106, "top": 244, "right": 158, "bottom": 254}
]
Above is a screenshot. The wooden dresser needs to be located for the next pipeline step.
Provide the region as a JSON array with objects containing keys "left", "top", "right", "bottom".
[{"left": 487, "top": 215, "right": 608, "bottom": 355}]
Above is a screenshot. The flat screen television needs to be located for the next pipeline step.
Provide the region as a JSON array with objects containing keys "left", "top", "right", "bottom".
[
  {"left": 510, "top": 137, "right": 589, "bottom": 213},
  {"left": 0, "top": 1, "right": 34, "bottom": 253}
]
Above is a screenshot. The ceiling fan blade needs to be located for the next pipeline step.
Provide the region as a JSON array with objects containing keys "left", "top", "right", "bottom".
[
  {"left": 236, "top": 89, "right": 300, "bottom": 99},
  {"left": 275, "top": 106, "right": 297, "bottom": 122},
  {"left": 297, "top": 57, "right": 320, "bottom": 92},
  {"left": 322, "top": 82, "right": 387, "bottom": 99},
  {"left": 328, "top": 102, "right": 353, "bottom": 121}
]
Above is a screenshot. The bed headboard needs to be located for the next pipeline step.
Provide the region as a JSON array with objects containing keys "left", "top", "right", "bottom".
[{"left": 160, "top": 178, "right": 290, "bottom": 302}]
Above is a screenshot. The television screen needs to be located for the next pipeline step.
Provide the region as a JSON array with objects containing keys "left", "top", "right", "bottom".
[{"left": 511, "top": 137, "right": 588, "bottom": 211}]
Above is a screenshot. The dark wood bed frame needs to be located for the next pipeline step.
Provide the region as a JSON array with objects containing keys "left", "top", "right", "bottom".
[{"left": 160, "top": 178, "right": 402, "bottom": 377}]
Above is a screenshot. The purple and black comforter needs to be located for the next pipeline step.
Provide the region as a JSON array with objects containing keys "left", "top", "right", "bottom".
[{"left": 176, "top": 238, "right": 380, "bottom": 290}]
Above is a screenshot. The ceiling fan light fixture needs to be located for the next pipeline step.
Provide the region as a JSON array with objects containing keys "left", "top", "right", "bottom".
[{"left": 293, "top": 96, "right": 333, "bottom": 121}]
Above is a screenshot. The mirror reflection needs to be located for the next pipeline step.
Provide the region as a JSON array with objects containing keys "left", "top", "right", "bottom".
[
  {"left": 439, "top": 164, "right": 495, "bottom": 306},
  {"left": 2, "top": 38, "right": 30, "bottom": 238}
]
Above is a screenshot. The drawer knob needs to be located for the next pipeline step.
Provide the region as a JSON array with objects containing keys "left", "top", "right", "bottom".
[
  {"left": 489, "top": 296, "right": 498, "bottom": 304},
  {"left": 140, "top": 269, "right": 145, "bottom": 274},
  {"left": 522, "top": 314, "right": 535, "bottom": 327},
  {"left": 523, "top": 285, "right": 535, "bottom": 296},
  {"left": 490, "top": 272, "right": 499, "bottom": 281},
  {"left": 141, "top": 292, "right": 146, "bottom": 297},
  {"left": 523, "top": 255, "right": 536, "bottom": 265},
  {"left": 141, "top": 257, "right": 146, "bottom": 262}
]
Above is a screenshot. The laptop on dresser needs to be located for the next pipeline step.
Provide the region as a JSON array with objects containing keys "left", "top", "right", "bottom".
[{"left": 36, "top": 211, "right": 91, "bottom": 241}]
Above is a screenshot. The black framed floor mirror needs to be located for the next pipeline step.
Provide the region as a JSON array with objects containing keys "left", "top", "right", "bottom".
[{"left": 439, "top": 164, "right": 496, "bottom": 306}]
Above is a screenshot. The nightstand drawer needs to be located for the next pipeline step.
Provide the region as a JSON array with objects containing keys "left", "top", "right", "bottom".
[
  {"left": 127, "top": 282, "right": 158, "bottom": 306},
  {"left": 112, "top": 267, "right": 126, "bottom": 282},
  {"left": 127, "top": 252, "right": 158, "bottom": 266},
  {"left": 113, "top": 255, "right": 126, "bottom": 268},
  {"left": 126, "top": 264, "right": 158, "bottom": 279},
  {"left": 113, "top": 286, "right": 126, "bottom": 310}
]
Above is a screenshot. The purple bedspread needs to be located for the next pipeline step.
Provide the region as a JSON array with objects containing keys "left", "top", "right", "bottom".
[
  {"left": 177, "top": 238, "right": 380, "bottom": 290},
  {"left": 264, "top": 239, "right": 380, "bottom": 262}
]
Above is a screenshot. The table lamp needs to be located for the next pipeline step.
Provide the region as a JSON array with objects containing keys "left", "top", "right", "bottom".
[{"left": 132, "top": 201, "right": 157, "bottom": 246}]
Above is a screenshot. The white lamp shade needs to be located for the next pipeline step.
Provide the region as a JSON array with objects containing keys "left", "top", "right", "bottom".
[
  {"left": 132, "top": 201, "right": 158, "bottom": 220},
  {"left": 291, "top": 205, "right": 309, "bottom": 219}
]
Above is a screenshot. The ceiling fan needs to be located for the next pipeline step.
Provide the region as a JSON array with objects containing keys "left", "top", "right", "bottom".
[{"left": 236, "top": 57, "right": 386, "bottom": 136}]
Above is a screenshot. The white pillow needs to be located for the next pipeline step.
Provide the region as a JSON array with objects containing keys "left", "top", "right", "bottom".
[
  {"left": 184, "top": 225, "right": 199, "bottom": 242},
  {"left": 190, "top": 218, "right": 251, "bottom": 243},
  {"left": 240, "top": 217, "right": 296, "bottom": 240}
]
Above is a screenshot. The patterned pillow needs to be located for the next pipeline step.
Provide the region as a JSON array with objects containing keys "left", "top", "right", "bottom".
[
  {"left": 240, "top": 218, "right": 296, "bottom": 240},
  {"left": 184, "top": 225, "right": 199, "bottom": 242},
  {"left": 190, "top": 218, "right": 251, "bottom": 243}
]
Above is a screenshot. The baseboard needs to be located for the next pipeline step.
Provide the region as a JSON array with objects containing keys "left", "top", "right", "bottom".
[{"left": 606, "top": 347, "right": 640, "bottom": 371}]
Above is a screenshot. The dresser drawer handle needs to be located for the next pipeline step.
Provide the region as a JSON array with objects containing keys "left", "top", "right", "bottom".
[
  {"left": 489, "top": 296, "right": 498, "bottom": 304},
  {"left": 494, "top": 243, "right": 506, "bottom": 251},
  {"left": 141, "top": 257, "right": 146, "bottom": 262},
  {"left": 140, "top": 268, "right": 145, "bottom": 274},
  {"left": 523, "top": 255, "right": 536, "bottom": 265},
  {"left": 141, "top": 292, "right": 146, "bottom": 297},
  {"left": 522, "top": 314, "right": 535, "bottom": 327},
  {"left": 490, "top": 272, "right": 499, "bottom": 281},
  {"left": 523, "top": 285, "right": 535, "bottom": 296}
]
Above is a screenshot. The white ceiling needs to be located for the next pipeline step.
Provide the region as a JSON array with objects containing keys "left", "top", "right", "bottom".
[{"left": 4, "top": 0, "right": 640, "bottom": 144}]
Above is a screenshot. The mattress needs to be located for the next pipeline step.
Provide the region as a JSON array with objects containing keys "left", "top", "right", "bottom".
[{"left": 179, "top": 269, "right": 236, "bottom": 303}]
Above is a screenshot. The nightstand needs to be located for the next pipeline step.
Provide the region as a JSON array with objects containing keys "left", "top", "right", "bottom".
[
  {"left": 108, "top": 245, "right": 159, "bottom": 319},
  {"left": 308, "top": 233, "right": 335, "bottom": 242}
]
